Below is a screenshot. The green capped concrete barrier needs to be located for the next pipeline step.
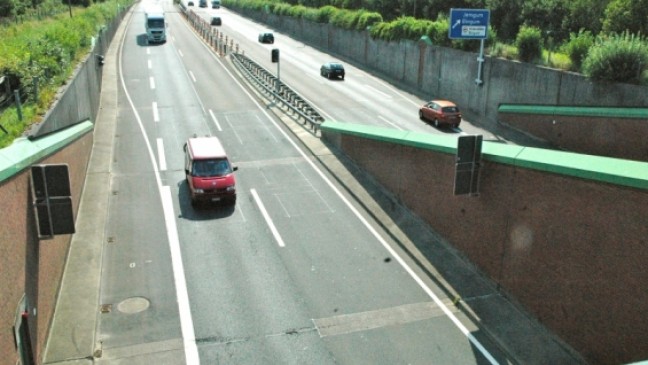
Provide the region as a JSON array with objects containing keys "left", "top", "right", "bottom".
[
  {"left": 321, "top": 121, "right": 648, "bottom": 190},
  {"left": 0, "top": 121, "right": 94, "bottom": 183},
  {"left": 498, "top": 104, "right": 648, "bottom": 119}
]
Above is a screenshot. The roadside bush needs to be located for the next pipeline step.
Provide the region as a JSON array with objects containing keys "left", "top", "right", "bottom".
[
  {"left": 369, "top": 21, "right": 391, "bottom": 40},
  {"left": 302, "top": 7, "right": 321, "bottom": 22},
  {"left": 565, "top": 29, "right": 594, "bottom": 71},
  {"left": 425, "top": 18, "right": 450, "bottom": 46},
  {"left": 286, "top": 4, "right": 307, "bottom": 17},
  {"left": 356, "top": 10, "right": 381, "bottom": 30},
  {"left": 330, "top": 9, "right": 357, "bottom": 30},
  {"left": 582, "top": 32, "right": 648, "bottom": 84},
  {"left": 272, "top": 3, "right": 292, "bottom": 16},
  {"left": 314, "top": 5, "right": 338, "bottom": 23},
  {"left": 516, "top": 26, "right": 543, "bottom": 62}
]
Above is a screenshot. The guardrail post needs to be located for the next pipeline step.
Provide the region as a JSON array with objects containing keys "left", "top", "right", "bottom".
[{"left": 14, "top": 90, "right": 23, "bottom": 121}]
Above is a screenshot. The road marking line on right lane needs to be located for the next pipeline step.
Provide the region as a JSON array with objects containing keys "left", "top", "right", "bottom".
[
  {"left": 152, "top": 101, "right": 159, "bottom": 122},
  {"left": 209, "top": 109, "right": 222, "bottom": 131},
  {"left": 251, "top": 188, "right": 285, "bottom": 248},
  {"left": 157, "top": 138, "right": 167, "bottom": 171}
]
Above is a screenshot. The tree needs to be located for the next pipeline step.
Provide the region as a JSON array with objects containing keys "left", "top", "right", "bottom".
[
  {"left": 486, "top": 0, "right": 523, "bottom": 41},
  {"left": 602, "top": 0, "right": 648, "bottom": 36},
  {"left": 561, "top": 0, "right": 610, "bottom": 37},
  {"left": 520, "top": 0, "right": 569, "bottom": 43}
]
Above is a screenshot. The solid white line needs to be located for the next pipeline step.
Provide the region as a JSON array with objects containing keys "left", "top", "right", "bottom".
[
  {"left": 157, "top": 138, "right": 167, "bottom": 171},
  {"left": 209, "top": 109, "right": 222, "bottom": 131},
  {"left": 378, "top": 115, "right": 402, "bottom": 130},
  {"left": 161, "top": 186, "right": 198, "bottom": 363},
  {"left": 250, "top": 188, "right": 285, "bottom": 248},
  {"left": 189, "top": 71, "right": 196, "bottom": 83},
  {"left": 118, "top": 13, "right": 199, "bottom": 365},
  {"left": 149, "top": 76, "right": 155, "bottom": 90},
  {"left": 148, "top": 59, "right": 152, "bottom": 69},
  {"left": 152, "top": 102, "right": 159, "bottom": 122}
]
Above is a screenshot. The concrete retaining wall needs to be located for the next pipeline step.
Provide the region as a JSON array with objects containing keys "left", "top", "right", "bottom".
[{"left": 238, "top": 9, "right": 648, "bottom": 160}]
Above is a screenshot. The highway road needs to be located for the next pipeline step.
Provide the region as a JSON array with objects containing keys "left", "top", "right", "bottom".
[{"left": 95, "top": 0, "right": 514, "bottom": 363}]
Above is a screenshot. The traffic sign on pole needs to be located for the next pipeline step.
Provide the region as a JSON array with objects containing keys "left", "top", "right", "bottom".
[{"left": 449, "top": 9, "right": 490, "bottom": 40}]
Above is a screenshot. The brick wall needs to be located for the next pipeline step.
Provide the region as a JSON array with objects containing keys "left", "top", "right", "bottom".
[
  {"left": 335, "top": 133, "right": 648, "bottom": 365},
  {"left": 0, "top": 132, "right": 93, "bottom": 364}
]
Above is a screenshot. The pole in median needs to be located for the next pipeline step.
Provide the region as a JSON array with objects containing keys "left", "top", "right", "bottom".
[{"left": 271, "top": 48, "right": 280, "bottom": 94}]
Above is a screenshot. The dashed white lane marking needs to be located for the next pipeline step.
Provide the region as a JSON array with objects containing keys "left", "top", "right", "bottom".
[
  {"left": 156, "top": 138, "right": 167, "bottom": 171},
  {"left": 251, "top": 188, "right": 285, "bottom": 248}
]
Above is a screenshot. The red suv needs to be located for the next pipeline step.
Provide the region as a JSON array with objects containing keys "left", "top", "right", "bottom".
[
  {"left": 419, "top": 100, "right": 462, "bottom": 128},
  {"left": 184, "top": 136, "right": 237, "bottom": 206}
]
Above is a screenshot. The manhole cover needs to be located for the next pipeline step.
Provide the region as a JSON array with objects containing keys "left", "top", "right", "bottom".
[{"left": 116, "top": 297, "right": 150, "bottom": 314}]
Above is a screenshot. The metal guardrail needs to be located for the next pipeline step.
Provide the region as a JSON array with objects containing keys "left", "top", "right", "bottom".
[
  {"left": 180, "top": 4, "right": 325, "bottom": 134},
  {"left": 230, "top": 53, "right": 325, "bottom": 134}
]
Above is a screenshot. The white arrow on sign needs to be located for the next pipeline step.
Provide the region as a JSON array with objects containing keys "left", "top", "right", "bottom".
[{"left": 452, "top": 19, "right": 461, "bottom": 29}]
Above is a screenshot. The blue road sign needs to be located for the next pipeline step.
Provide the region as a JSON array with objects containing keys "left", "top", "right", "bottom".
[{"left": 449, "top": 9, "right": 490, "bottom": 40}]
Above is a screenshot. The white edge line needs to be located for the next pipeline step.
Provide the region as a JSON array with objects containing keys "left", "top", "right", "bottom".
[
  {"left": 157, "top": 138, "right": 167, "bottom": 171},
  {"left": 161, "top": 187, "right": 198, "bottom": 362},
  {"left": 250, "top": 188, "right": 285, "bottom": 248},
  {"left": 118, "top": 13, "right": 199, "bottom": 365}
]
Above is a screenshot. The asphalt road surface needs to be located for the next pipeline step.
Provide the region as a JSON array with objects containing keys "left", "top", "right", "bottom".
[{"left": 95, "top": 1, "right": 516, "bottom": 363}]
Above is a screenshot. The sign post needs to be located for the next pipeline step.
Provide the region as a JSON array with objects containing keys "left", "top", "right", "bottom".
[
  {"left": 449, "top": 9, "right": 491, "bottom": 85},
  {"left": 454, "top": 135, "right": 482, "bottom": 196},
  {"left": 31, "top": 164, "right": 75, "bottom": 239}
]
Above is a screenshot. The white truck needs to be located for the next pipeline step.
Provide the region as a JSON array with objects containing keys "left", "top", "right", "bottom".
[{"left": 144, "top": 7, "right": 166, "bottom": 44}]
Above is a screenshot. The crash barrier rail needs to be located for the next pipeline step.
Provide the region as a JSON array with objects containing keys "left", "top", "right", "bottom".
[
  {"left": 179, "top": 4, "right": 324, "bottom": 134},
  {"left": 230, "top": 53, "right": 325, "bottom": 134},
  {"left": 181, "top": 7, "right": 238, "bottom": 56}
]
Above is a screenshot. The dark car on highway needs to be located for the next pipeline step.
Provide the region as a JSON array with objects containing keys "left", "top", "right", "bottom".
[
  {"left": 258, "top": 32, "right": 274, "bottom": 44},
  {"left": 419, "top": 100, "right": 462, "bottom": 128},
  {"left": 320, "top": 62, "right": 345, "bottom": 80}
]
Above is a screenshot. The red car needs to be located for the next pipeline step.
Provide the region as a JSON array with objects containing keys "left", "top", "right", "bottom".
[
  {"left": 419, "top": 100, "right": 462, "bottom": 128},
  {"left": 184, "top": 136, "right": 238, "bottom": 206}
]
